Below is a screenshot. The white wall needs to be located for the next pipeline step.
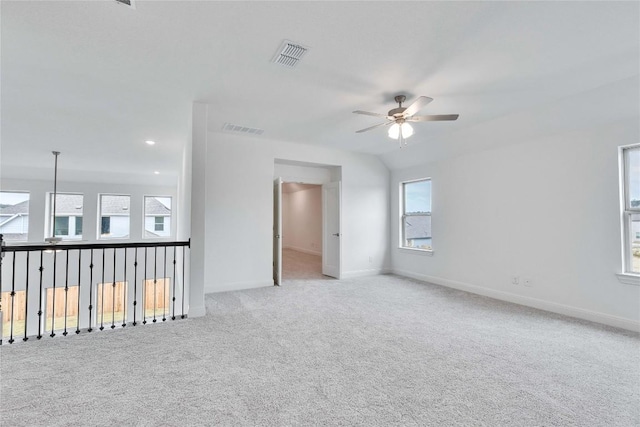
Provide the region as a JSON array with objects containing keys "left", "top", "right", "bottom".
[
  {"left": 282, "top": 186, "right": 322, "bottom": 256},
  {"left": 387, "top": 117, "right": 640, "bottom": 331},
  {"left": 195, "top": 129, "right": 390, "bottom": 293}
]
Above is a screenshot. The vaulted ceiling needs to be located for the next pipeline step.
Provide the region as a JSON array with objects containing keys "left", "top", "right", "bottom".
[{"left": 1, "top": 1, "right": 638, "bottom": 184}]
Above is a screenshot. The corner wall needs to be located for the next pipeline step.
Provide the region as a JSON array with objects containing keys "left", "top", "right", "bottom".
[
  {"left": 197, "top": 130, "right": 390, "bottom": 293},
  {"left": 389, "top": 119, "right": 640, "bottom": 331}
]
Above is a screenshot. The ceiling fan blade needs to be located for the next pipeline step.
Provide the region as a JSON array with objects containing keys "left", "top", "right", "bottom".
[
  {"left": 353, "top": 110, "right": 388, "bottom": 117},
  {"left": 402, "top": 96, "right": 433, "bottom": 117},
  {"left": 406, "top": 114, "right": 459, "bottom": 122},
  {"left": 355, "top": 121, "right": 394, "bottom": 133}
]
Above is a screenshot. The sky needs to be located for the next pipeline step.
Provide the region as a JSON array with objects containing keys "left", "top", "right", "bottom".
[
  {"left": 628, "top": 147, "right": 639, "bottom": 203},
  {"left": 405, "top": 180, "right": 431, "bottom": 213}
]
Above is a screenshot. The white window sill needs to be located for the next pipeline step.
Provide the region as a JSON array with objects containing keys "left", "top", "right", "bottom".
[
  {"left": 398, "top": 247, "right": 434, "bottom": 256},
  {"left": 616, "top": 273, "right": 640, "bottom": 286}
]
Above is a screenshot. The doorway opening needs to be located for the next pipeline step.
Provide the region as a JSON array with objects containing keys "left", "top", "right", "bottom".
[
  {"left": 273, "top": 160, "right": 342, "bottom": 285},
  {"left": 281, "top": 183, "right": 326, "bottom": 280}
]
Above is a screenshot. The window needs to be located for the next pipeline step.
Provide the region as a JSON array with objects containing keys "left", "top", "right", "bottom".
[
  {"left": 1, "top": 290, "right": 27, "bottom": 338},
  {"left": 144, "top": 196, "right": 171, "bottom": 238},
  {"left": 97, "top": 281, "right": 128, "bottom": 326},
  {"left": 99, "top": 195, "right": 130, "bottom": 239},
  {"left": 54, "top": 217, "right": 69, "bottom": 236},
  {"left": 48, "top": 193, "right": 83, "bottom": 240},
  {"left": 101, "top": 217, "right": 111, "bottom": 235},
  {"left": 45, "top": 286, "right": 79, "bottom": 332},
  {"left": 0, "top": 191, "right": 30, "bottom": 241},
  {"left": 401, "top": 179, "right": 432, "bottom": 251},
  {"left": 621, "top": 144, "right": 640, "bottom": 274},
  {"left": 154, "top": 216, "right": 164, "bottom": 231}
]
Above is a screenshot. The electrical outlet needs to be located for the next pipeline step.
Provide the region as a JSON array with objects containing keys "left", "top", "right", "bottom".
[
  {"left": 511, "top": 276, "right": 520, "bottom": 285},
  {"left": 523, "top": 278, "right": 533, "bottom": 287},
  {"left": 368, "top": 256, "right": 373, "bottom": 263}
]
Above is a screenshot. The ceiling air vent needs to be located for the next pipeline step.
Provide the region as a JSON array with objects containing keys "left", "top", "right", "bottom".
[
  {"left": 272, "top": 40, "right": 309, "bottom": 68},
  {"left": 114, "top": 0, "right": 136, "bottom": 9},
  {"left": 222, "top": 123, "right": 265, "bottom": 136}
]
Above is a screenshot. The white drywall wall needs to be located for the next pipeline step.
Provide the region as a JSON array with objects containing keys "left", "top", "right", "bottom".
[
  {"left": 282, "top": 186, "right": 322, "bottom": 256},
  {"left": 196, "top": 130, "right": 390, "bottom": 293},
  {"left": 387, "top": 117, "right": 640, "bottom": 330}
]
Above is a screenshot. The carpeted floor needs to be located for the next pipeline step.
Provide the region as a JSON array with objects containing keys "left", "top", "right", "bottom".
[{"left": 1, "top": 275, "right": 638, "bottom": 426}]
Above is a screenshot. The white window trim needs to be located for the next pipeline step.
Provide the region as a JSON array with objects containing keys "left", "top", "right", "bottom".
[
  {"left": 618, "top": 143, "right": 640, "bottom": 282},
  {"left": 142, "top": 195, "right": 173, "bottom": 240},
  {"left": 98, "top": 194, "right": 131, "bottom": 240},
  {"left": 400, "top": 178, "right": 432, "bottom": 252}
]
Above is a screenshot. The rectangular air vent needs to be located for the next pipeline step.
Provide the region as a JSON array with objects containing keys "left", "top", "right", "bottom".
[
  {"left": 114, "top": 0, "right": 136, "bottom": 9},
  {"left": 222, "top": 123, "right": 265, "bottom": 136},
  {"left": 272, "top": 40, "right": 309, "bottom": 68}
]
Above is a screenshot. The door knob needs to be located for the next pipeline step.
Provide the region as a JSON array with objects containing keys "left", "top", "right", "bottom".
[{"left": 332, "top": 233, "right": 340, "bottom": 237}]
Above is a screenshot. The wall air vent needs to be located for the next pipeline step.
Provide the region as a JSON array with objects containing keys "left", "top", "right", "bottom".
[
  {"left": 114, "top": 0, "right": 136, "bottom": 9},
  {"left": 222, "top": 123, "right": 265, "bottom": 136},
  {"left": 272, "top": 40, "right": 309, "bottom": 68}
]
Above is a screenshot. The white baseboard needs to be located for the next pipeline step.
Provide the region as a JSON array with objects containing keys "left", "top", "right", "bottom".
[
  {"left": 392, "top": 269, "right": 640, "bottom": 332},
  {"left": 283, "top": 246, "right": 322, "bottom": 257},
  {"left": 204, "top": 280, "right": 273, "bottom": 294},
  {"left": 341, "top": 268, "right": 391, "bottom": 279}
]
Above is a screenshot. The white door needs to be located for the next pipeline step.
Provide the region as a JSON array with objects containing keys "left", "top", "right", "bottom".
[
  {"left": 273, "top": 178, "right": 282, "bottom": 285},
  {"left": 322, "top": 181, "right": 341, "bottom": 278}
]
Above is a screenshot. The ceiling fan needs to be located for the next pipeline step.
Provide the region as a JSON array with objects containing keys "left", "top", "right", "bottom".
[{"left": 353, "top": 95, "right": 459, "bottom": 147}]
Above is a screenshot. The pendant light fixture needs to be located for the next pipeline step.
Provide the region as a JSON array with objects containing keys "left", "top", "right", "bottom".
[{"left": 45, "top": 151, "right": 62, "bottom": 244}]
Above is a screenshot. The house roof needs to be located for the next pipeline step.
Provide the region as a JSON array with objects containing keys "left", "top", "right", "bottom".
[
  {"left": 0, "top": 200, "right": 29, "bottom": 215},
  {"left": 405, "top": 215, "right": 431, "bottom": 240},
  {"left": 145, "top": 198, "right": 171, "bottom": 216},
  {"left": 54, "top": 194, "right": 84, "bottom": 215}
]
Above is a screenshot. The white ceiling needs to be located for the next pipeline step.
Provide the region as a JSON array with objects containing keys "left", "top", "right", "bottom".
[{"left": 1, "top": 1, "right": 638, "bottom": 184}]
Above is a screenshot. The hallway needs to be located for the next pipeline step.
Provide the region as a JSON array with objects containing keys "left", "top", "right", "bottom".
[{"left": 282, "top": 248, "right": 331, "bottom": 281}]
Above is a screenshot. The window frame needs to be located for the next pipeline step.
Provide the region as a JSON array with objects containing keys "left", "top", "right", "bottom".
[
  {"left": 0, "top": 190, "right": 30, "bottom": 242},
  {"left": 47, "top": 192, "right": 84, "bottom": 241},
  {"left": 619, "top": 144, "right": 640, "bottom": 278},
  {"left": 143, "top": 195, "right": 172, "bottom": 239},
  {"left": 400, "top": 178, "right": 433, "bottom": 253},
  {"left": 98, "top": 194, "right": 131, "bottom": 240}
]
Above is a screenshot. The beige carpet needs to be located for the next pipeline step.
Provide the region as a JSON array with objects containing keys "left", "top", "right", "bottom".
[{"left": 1, "top": 274, "right": 638, "bottom": 426}]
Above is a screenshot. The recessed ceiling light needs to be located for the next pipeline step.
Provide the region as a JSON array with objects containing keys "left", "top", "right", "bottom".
[
  {"left": 154, "top": 171, "right": 160, "bottom": 175},
  {"left": 145, "top": 140, "right": 156, "bottom": 146}
]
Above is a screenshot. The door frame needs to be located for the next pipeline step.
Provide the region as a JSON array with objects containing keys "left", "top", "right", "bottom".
[{"left": 273, "top": 178, "right": 341, "bottom": 282}]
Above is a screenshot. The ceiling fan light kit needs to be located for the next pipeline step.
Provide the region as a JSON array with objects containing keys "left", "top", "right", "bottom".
[{"left": 353, "top": 94, "right": 459, "bottom": 148}]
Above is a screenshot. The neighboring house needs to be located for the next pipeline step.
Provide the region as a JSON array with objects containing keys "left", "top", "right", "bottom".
[
  {"left": 404, "top": 214, "right": 431, "bottom": 249},
  {"left": 0, "top": 200, "right": 29, "bottom": 241},
  {"left": 52, "top": 194, "right": 84, "bottom": 239},
  {"left": 100, "top": 195, "right": 131, "bottom": 238},
  {"left": 144, "top": 197, "right": 171, "bottom": 238}
]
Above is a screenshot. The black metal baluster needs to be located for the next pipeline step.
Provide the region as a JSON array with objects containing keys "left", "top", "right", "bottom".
[
  {"left": 171, "top": 246, "right": 177, "bottom": 320},
  {"left": 23, "top": 252, "right": 30, "bottom": 342},
  {"left": 50, "top": 250, "right": 57, "bottom": 338},
  {"left": 76, "top": 250, "right": 81, "bottom": 334},
  {"left": 162, "top": 246, "right": 167, "bottom": 322},
  {"left": 9, "top": 252, "right": 16, "bottom": 343},
  {"left": 63, "top": 250, "right": 69, "bottom": 336},
  {"left": 111, "top": 248, "right": 116, "bottom": 329},
  {"left": 100, "top": 249, "right": 105, "bottom": 331},
  {"left": 37, "top": 250, "right": 44, "bottom": 339},
  {"left": 133, "top": 247, "right": 138, "bottom": 326},
  {"left": 88, "top": 249, "right": 94, "bottom": 332},
  {"left": 143, "top": 247, "right": 147, "bottom": 325},
  {"left": 153, "top": 246, "right": 157, "bottom": 323},
  {"left": 181, "top": 246, "right": 186, "bottom": 319},
  {"left": 122, "top": 248, "right": 127, "bottom": 328}
]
